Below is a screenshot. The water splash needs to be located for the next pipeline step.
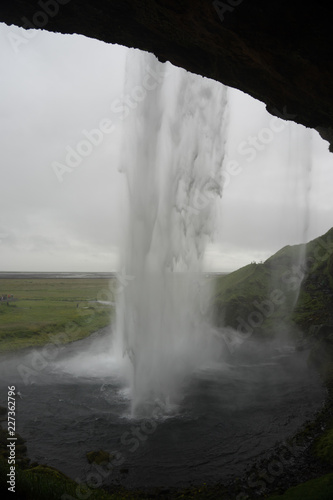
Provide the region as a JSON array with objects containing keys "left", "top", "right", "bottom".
[{"left": 114, "top": 50, "right": 228, "bottom": 415}]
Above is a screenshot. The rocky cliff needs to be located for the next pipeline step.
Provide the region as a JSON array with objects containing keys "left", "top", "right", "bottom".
[{"left": 1, "top": 0, "right": 333, "bottom": 149}]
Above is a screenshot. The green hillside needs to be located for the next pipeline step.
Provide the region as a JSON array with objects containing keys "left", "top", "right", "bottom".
[{"left": 213, "top": 227, "right": 333, "bottom": 340}]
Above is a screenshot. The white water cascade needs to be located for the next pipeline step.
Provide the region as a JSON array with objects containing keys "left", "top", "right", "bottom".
[{"left": 115, "top": 50, "right": 228, "bottom": 415}]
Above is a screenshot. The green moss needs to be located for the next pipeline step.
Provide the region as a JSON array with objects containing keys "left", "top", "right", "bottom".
[
  {"left": 268, "top": 473, "right": 333, "bottom": 499},
  {"left": 27, "top": 463, "right": 71, "bottom": 480},
  {"left": 314, "top": 424, "right": 333, "bottom": 464}
]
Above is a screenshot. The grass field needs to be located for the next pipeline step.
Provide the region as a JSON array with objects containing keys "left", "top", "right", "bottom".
[{"left": 0, "top": 278, "right": 115, "bottom": 353}]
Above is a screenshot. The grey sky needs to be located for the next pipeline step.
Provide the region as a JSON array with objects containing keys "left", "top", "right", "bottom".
[{"left": 0, "top": 22, "right": 332, "bottom": 272}]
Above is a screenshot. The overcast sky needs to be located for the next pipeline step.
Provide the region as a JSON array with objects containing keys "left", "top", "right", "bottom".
[{"left": 0, "top": 22, "right": 332, "bottom": 273}]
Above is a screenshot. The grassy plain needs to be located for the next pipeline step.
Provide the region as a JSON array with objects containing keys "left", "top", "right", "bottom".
[{"left": 0, "top": 278, "right": 114, "bottom": 353}]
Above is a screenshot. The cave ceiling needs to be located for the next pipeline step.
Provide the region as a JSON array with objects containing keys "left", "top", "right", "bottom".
[{"left": 1, "top": 0, "right": 333, "bottom": 149}]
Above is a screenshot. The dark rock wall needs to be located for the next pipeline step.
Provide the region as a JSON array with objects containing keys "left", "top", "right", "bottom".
[{"left": 1, "top": 0, "right": 333, "bottom": 149}]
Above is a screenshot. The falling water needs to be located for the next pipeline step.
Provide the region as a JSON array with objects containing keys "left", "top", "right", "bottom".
[
  {"left": 286, "top": 123, "right": 313, "bottom": 307},
  {"left": 115, "top": 50, "right": 228, "bottom": 414}
]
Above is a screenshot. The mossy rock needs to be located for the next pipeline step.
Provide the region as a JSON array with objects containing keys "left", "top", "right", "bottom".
[
  {"left": 314, "top": 425, "right": 333, "bottom": 464},
  {"left": 86, "top": 449, "right": 113, "bottom": 465},
  {"left": 27, "top": 463, "right": 71, "bottom": 480},
  {"left": 268, "top": 472, "right": 333, "bottom": 499},
  {"left": 327, "top": 252, "right": 333, "bottom": 281}
]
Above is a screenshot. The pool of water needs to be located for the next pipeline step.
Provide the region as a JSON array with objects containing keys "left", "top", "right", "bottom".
[{"left": 0, "top": 329, "right": 326, "bottom": 489}]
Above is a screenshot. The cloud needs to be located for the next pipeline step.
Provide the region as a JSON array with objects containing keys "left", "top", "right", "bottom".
[{"left": 0, "top": 23, "right": 333, "bottom": 273}]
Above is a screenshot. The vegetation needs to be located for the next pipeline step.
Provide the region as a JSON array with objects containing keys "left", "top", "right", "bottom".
[
  {"left": 0, "top": 278, "right": 115, "bottom": 353},
  {"left": 213, "top": 226, "right": 333, "bottom": 339},
  {"left": 314, "top": 425, "right": 333, "bottom": 464},
  {"left": 0, "top": 457, "right": 150, "bottom": 500},
  {"left": 267, "top": 473, "right": 333, "bottom": 500}
]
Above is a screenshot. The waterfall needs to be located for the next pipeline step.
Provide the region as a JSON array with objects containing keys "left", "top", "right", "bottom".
[
  {"left": 114, "top": 50, "right": 228, "bottom": 415},
  {"left": 286, "top": 123, "right": 313, "bottom": 309}
]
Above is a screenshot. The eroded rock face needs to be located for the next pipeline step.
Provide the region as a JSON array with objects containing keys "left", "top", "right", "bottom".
[{"left": 1, "top": 0, "right": 333, "bottom": 149}]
